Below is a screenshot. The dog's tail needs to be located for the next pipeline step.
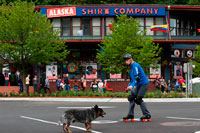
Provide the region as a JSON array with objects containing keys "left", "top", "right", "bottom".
[{"left": 57, "top": 114, "right": 65, "bottom": 126}]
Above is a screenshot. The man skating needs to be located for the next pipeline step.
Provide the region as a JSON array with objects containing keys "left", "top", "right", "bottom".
[{"left": 123, "top": 53, "right": 151, "bottom": 120}]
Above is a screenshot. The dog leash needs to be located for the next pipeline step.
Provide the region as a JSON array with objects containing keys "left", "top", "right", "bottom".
[{"left": 100, "top": 91, "right": 128, "bottom": 106}]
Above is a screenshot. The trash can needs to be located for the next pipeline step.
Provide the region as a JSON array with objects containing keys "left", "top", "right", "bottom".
[{"left": 192, "top": 83, "right": 200, "bottom": 95}]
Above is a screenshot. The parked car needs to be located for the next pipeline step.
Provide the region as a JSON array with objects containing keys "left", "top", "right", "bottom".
[{"left": 191, "top": 77, "right": 200, "bottom": 84}]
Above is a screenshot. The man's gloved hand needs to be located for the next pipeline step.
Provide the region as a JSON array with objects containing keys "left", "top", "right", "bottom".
[{"left": 128, "top": 92, "right": 136, "bottom": 102}]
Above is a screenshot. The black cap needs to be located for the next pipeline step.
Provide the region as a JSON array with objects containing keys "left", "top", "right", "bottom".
[{"left": 123, "top": 53, "right": 132, "bottom": 61}]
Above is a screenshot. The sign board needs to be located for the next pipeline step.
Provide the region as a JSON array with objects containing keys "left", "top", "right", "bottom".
[
  {"left": 150, "top": 64, "right": 161, "bottom": 78},
  {"left": 47, "top": 7, "right": 76, "bottom": 18},
  {"left": 46, "top": 64, "right": 57, "bottom": 79},
  {"left": 42, "top": 7, "right": 165, "bottom": 17},
  {"left": 76, "top": 7, "right": 165, "bottom": 16},
  {"left": 86, "top": 63, "right": 97, "bottom": 79},
  {"left": 110, "top": 74, "right": 121, "bottom": 79}
]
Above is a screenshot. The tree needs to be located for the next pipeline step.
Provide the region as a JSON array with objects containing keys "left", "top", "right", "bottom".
[
  {"left": 0, "top": 1, "right": 69, "bottom": 92},
  {"left": 96, "top": 15, "right": 161, "bottom": 75},
  {"left": 192, "top": 45, "right": 200, "bottom": 77},
  {"left": 0, "top": 0, "right": 191, "bottom": 5}
]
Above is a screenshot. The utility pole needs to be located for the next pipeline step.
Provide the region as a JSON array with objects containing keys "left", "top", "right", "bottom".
[{"left": 184, "top": 62, "right": 193, "bottom": 98}]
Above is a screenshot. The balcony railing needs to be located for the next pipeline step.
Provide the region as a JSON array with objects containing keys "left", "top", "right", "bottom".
[{"left": 53, "top": 26, "right": 200, "bottom": 40}]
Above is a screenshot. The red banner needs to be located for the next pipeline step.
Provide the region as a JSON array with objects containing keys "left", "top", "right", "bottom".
[
  {"left": 47, "top": 7, "right": 76, "bottom": 18},
  {"left": 110, "top": 74, "right": 121, "bottom": 79}
]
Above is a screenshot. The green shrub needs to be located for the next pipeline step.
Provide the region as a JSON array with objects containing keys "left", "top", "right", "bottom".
[
  {"left": 50, "top": 93, "right": 56, "bottom": 97},
  {"left": 10, "top": 92, "right": 16, "bottom": 97},
  {"left": 60, "top": 91, "right": 67, "bottom": 96},
  {"left": 189, "top": 93, "right": 199, "bottom": 98},
  {"left": 69, "top": 91, "right": 75, "bottom": 96},
  {"left": 88, "top": 91, "right": 94, "bottom": 97},
  {"left": 154, "top": 90, "right": 162, "bottom": 98},
  {"left": 0, "top": 93, "right": 4, "bottom": 97},
  {"left": 29, "top": 93, "right": 35, "bottom": 97}
]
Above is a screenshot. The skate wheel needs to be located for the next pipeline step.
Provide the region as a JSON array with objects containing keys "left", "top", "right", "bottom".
[
  {"left": 131, "top": 119, "right": 135, "bottom": 122},
  {"left": 141, "top": 119, "right": 145, "bottom": 122},
  {"left": 124, "top": 119, "right": 129, "bottom": 123},
  {"left": 148, "top": 119, "right": 152, "bottom": 122}
]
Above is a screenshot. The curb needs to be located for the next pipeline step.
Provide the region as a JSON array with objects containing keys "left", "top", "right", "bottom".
[{"left": 0, "top": 97, "right": 200, "bottom": 102}]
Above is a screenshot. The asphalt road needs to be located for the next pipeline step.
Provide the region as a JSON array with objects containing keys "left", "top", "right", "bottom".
[{"left": 1, "top": 101, "right": 200, "bottom": 133}]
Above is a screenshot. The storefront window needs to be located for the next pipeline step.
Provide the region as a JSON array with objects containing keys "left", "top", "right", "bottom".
[
  {"left": 52, "top": 18, "right": 61, "bottom": 36},
  {"left": 82, "top": 18, "right": 91, "bottom": 36},
  {"left": 177, "top": 20, "right": 184, "bottom": 36},
  {"left": 105, "top": 17, "right": 114, "bottom": 36},
  {"left": 92, "top": 17, "right": 101, "bottom": 36},
  {"left": 136, "top": 17, "right": 144, "bottom": 31},
  {"left": 170, "top": 18, "right": 176, "bottom": 36},
  {"left": 156, "top": 17, "right": 164, "bottom": 36},
  {"left": 62, "top": 18, "right": 70, "bottom": 36},
  {"left": 184, "top": 20, "right": 190, "bottom": 36},
  {"left": 190, "top": 22, "right": 196, "bottom": 36},
  {"left": 72, "top": 18, "right": 80, "bottom": 36},
  {"left": 146, "top": 17, "right": 154, "bottom": 35}
]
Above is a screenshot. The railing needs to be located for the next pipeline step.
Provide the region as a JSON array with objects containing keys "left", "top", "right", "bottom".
[
  {"left": 53, "top": 26, "right": 200, "bottom": 40},
  {"left": 53, "top": 26, "right": 102, "bottom": 40}
]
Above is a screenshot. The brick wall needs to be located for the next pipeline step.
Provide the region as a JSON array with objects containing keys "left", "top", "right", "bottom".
[
  {"left": 0, "top": 86, "right": 34, "bottom": 93},
  {"left": 0, "top": 81, "right": 155, "bottom": 93}
]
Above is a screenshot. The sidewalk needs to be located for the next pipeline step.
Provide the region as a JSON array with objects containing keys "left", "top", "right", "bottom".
[{"left": 0, "top": 97, "right": 200, "bottom": 102}]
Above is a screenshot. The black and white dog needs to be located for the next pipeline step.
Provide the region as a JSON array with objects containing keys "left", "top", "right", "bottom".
[{"left": 59, "top": 105, "right": 106, "bottom": 133}]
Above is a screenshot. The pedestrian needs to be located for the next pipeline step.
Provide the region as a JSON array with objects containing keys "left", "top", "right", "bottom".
[
  {"left": 18, "top": 76, "right": 23, "bottom": 94},
  {"left": 25, "top": 74, "right": 30, "bottom": 95},
  {"left": 33, "top": 75, "right": 38, "bottom": 94},
  {"left": 167, "top": 79, "right": 172, "bottom": 92},
  {"left": 0, "top": 71, "right": 5, "bottom": 86},
  {"left": 56, "top": 75, "right": 61, "bottom": 91},
  {"left": 73, "top": 80, "right": 79, "bottom": 92},
  {"left": 160, "top": 79, "right": 167, "bottom": 93},
  {"left": 98, "top": 79, "right": 104, "bottom": 93},
  {"left": 81, "top": 75, "right": 86, "bottom": 91},
  {"left": 90, "top": 79, "right": 98, "bottom": 92},
  {"left": 178, "top": 76, "right": 185, "bottom": 92},
  {"left": 153, "top": 76, "right": 160, "bottom": 91},
  {"left": 175, "top": 79, "right": 182, "bottom": 92},
  {"left": 39, "top": 74, "right": 46, "bottom": 93},
  {"left": 63, "top": 73, "right": 70, "bottom": 92},
  {"left": 122, "top": 53, "right": 151, "bottom": 120},
  {"left": 45, "top": 77, "right": 51, "bottom": 94}
]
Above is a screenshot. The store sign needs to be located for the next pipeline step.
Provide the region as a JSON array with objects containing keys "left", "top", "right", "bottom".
[
  {"left": 110, "top": 74, "right": 121, "bottom": 79},
  {"left": 174, "top": 65, "right": 182, "bottom": 79},
  {"left": 67, "top": 62, "right": 78, "bottom": 73},
  {"left": 150, "top": 64, "right": 161, "bottom": 78},
  {"left": 46, "top": 63, "right": 57, "bottom": 79},
  {"left": 86, "top": 63, "right": 97, "bottom": 79},
  {"left": 174, "top": 49, "right": 180, "bottom": 57},
  {"left": 186, "top": 50, "right": 193, "bottom": 58},
  {"left": 47, "top": 7, "right": 76, "bottom": 18},
  {"left": 76, "top": 7, "right": 165, "bottom": 16}
]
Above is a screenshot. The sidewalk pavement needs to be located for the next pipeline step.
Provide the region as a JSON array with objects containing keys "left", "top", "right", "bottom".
[{"left": 0, "top": 97, "right": 200, "bottom": 102}]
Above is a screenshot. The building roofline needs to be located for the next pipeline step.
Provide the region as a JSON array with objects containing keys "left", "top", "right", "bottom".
[{"left": 35, "top": 4, "right": 200, "bottom": 8}]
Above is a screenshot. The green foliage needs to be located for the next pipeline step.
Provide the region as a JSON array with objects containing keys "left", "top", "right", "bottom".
[
  {"left": 191, "top": 45, "right": 200, "bottom": 77},
  {"left": 60, "top": 90, "right": 67, "bottom": 96},
  {"left": 40, "top": 90, "right": 46, "bottom": 96},
  {"left": 0, "top": 1, "right": 69, "bottom": 89},
  {"left": 69, "top": 91, "right": 75, "bottom": 96},
  {"left": 189, "top": 93, "right": 199, "bottom": 98},
  {"left": 0, "top": 90, "right": 192, "bottom": 98},
  {"left": 0, "top": 0, "right": 195, "bottom": 5},
  {"left": 97, "top": 15, "right": 161, "bottom": 74}
]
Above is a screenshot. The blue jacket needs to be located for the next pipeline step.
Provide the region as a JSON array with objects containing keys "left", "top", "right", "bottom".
[{"left": 128, "top": 62, "right": 149, "bottom": 89}]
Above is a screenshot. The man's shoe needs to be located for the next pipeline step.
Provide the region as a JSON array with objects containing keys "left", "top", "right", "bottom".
[
  {"left": 123, "top": 115, "right": 134, "bottom": 120},
  {"left": 140, "top": 114, "right": 151, "bottom": 120}
]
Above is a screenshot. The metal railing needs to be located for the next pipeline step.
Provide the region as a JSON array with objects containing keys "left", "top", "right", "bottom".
[{"left": 52, "top": 26, "right": 200, "bottom": 40}]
